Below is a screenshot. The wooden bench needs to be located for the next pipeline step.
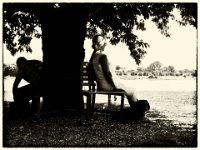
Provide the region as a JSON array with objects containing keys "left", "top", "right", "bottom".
[{"left": 81, "top": 62, "right": 126, "bottom": 122}]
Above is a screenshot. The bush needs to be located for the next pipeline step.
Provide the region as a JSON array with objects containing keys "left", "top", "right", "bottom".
[
  {"left": 159, "top": 72, "right": 164, "bottom": 76},
  {"left": 143, "top": 72, "right": 148, "bottom": 76},
  {"left": 138, "top": 73, "right": 143, "bottom": 76},
  {"left": 3, "top": 64, "right": 17, "bottom": 77},
  {"left": 149, "top": 75, "right": 157, "bottom": 79},
  {"left": 191, "top": 70, "right": 197, "bottom": 77},
  {"left": 118, "top": 72, "right": 122, "bottom": 76}
]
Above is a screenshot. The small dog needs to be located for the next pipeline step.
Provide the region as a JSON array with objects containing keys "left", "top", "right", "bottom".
[
  {"left": 132, "top": 100, "right": 151, "bottom": 123},
  {"left": 113, "top": 100, "right": 150, "bottom": 123},
  {"left": 134, "top": 100, "right": 150, "bottom": 117}
]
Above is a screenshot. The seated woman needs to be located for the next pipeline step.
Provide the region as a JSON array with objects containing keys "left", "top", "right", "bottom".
[{"left": 88, "top": 34, "right": 150, "bottom": 122}]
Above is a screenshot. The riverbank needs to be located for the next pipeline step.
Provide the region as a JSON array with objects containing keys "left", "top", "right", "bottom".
[{"left": 119, "top": 75, "right": 196, "bottom": 80}]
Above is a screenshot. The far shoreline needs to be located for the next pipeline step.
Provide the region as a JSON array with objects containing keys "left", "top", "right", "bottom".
[{"left": 118, "top": 75, "right": 196, "bottom": 80}]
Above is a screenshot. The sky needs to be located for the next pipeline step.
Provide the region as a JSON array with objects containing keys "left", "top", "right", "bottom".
[
  {"left": 84, "top": 19, "right": 197, "bottom": 70},
  {"left": 3, "top": 9, "right": 197, "bottom": 71},
  {"left": 84, "top": 9, "right": 197, "bottom": 70}
]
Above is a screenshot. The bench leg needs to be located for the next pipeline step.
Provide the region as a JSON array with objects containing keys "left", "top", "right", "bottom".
[
  {"left": 86, "top": 94, "right": 92, "bottom": 121},
  {"left": 91, "top": 93, "right": 96, "bottom": 115},
  {"left": 86, "top": 93, "right": 96, "bottom": 121},
  {"left": 108, "top": 95, "right": 111, "bottom": 109},
  {"left": 120, "top": 95, "right": 125, "bottom": 121}
]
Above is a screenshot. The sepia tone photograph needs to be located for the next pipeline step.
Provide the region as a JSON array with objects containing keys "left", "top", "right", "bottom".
[{"left": 2, "top": 1, "right": 198, "bottom": 148}]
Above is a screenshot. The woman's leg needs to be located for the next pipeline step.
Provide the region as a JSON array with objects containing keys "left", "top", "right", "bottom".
[
  {"left": 126, "top": 94, "right": 138, "bottom": 108},
  {"left": 114, "top": 81, "right": 138, "bottom": 103},
  {"left": 114, "top": 79, "right": 150, "bottom": 122},
  {"left": 122, "top": 87, "right": 138, "bottom": 108}
]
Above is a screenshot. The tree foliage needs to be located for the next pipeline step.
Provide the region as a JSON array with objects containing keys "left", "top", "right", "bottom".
[
  {"left": 147, "top": 61, "right": 162, "bottom": 72},
  {"left": 3, "top": 3, "right": 197, "bottom": 64},
  {"left": 3, "top": 4, "right": 41, "bottom": 55},
  {"left": 115, "top": 65, "right": 121, "bottom": 70},
  {"left": 167, "top": 65, "right": 176, "bottom": 73}
]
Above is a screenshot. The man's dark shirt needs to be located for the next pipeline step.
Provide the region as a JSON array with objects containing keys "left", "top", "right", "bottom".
[{"left": 13, "top": 60, "right": 43, "bottom": 92}]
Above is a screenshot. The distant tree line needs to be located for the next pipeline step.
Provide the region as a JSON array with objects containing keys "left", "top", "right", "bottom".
[
  {"left": 116, "top": 61, "right": 197, "bottom": 78},
  {"left": 3, "top": 61, "right": 197, "bottom": 78}
]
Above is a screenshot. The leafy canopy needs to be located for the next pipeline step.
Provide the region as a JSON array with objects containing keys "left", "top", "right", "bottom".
[
  {"left": 3, "top": 3, "right": 197, "bottom": 65},
  {"left": 3, "top": 5, "right": 41, "bottom": 55}
]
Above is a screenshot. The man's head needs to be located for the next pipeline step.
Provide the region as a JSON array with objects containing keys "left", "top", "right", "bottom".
[
  {"left": 16, "top": 57, "right": 27, "bottom": 67},
  {"left": 92, "top": 35, "right": 107, "bottom": 51}
]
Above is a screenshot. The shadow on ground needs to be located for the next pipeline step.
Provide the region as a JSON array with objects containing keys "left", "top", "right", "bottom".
[{"left": 3, "top": 103, "right": 197, "bottom": 147}]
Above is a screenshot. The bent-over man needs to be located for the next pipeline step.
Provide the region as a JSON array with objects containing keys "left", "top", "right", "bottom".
[{"left": 12, "top": 57, "right": 43, "bottom": 119}]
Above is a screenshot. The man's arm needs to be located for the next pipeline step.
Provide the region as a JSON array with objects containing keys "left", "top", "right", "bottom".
[
  {"left": 101, "top": 55, "right": 117, "bottom": 90},
  {"left": 12, "top": 73, "right": 22, "bottom": 94}
]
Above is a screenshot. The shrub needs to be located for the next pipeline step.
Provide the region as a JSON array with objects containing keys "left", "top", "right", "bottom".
[
  {"left": 138, "top": 73, "right": 143, "bottom": 76},
  {"left": 130, "top": 72, "right": 136, "bottom": 76},
  {"left": 149, "top": 75, "right": 157, "bottom": 79},
  {"left": 143, "top": 72, "right": 148, "bottom": 76},
  {"left": 3, "top": 64, "right": 17, "bottom": 77}
]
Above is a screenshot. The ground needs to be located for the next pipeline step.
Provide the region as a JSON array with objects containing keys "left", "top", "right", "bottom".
[{"left": 3, "top": 104, "right": 197, "bottom": 147}]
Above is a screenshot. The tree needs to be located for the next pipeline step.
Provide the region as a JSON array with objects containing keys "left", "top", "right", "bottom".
[
  {"left": 115, "top": 65, "right": 121, "bottom": 70},
  {"left": 137, "top": 67, "right": 145, "bottom": 72},
  {"left": 192, "top": 70, "right": 197, "bottom": 77},
  {"left": 3, "top": 3, "right": 197, "bottom": 111},
  {"left": 147, "top": 61, "right": 162, "bottom": 72},
  {"left": 4, "top": 3, "right": 89, "bottom": 111},
  {"left": 146, "top": 61, "right": 162, "bottom": 77},
  {"left": 167, "top": 65, "right": 176, "bottom": 73}
]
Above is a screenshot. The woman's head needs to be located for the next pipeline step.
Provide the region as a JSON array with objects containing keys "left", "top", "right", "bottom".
[{"left": 92, "top": 35, "right": 107, "bottom": 51}]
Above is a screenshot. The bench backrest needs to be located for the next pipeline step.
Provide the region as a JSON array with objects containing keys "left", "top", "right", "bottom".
[{"left": 81, "top": 62, "right": 96, "bottom": 91}]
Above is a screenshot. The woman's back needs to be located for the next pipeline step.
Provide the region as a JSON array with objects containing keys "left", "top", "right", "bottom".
[{"left": 91, "top": 53, "right": 114, "bottom": 91}]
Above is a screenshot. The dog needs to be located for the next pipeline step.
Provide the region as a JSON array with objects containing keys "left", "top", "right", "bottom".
[
  {"left": 112, "top": 100, "right": 150, "bottom": 123},
  {"left": 132, "top": 100, "right": 151, "bottom": 123},
  {"left": 134, "top": 100, "right": 150, "bottom": 117}
]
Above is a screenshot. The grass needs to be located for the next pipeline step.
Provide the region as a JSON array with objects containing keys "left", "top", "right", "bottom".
[{"left": 3, "top": 104, "right": 197, "bottom": 147}]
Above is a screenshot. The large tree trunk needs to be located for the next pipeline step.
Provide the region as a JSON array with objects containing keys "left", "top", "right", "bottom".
[{"left": 39, "top": 4, "right": 88, "bottom": 111}]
